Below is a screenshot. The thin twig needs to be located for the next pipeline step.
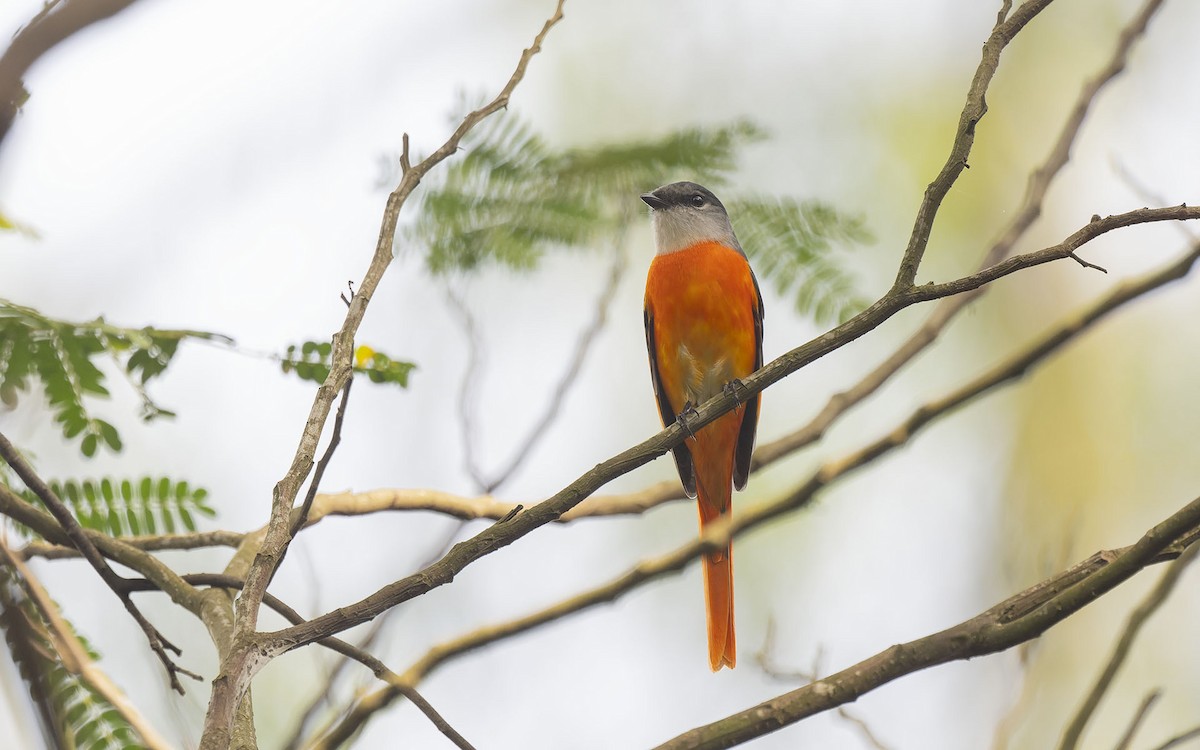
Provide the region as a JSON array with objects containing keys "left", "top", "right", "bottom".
[
  {"left": 1148, "top": 724, "right": 1200, "bottom": 750},
  {"left": 200, "top": 3, "right": 569, "bottom": 744},
  {"left": 290, "top": 377, "right": 353, "bottom": 537},
  {"left": 0, "top": 535, "right": 173, "bottom": 749},
  {"left": 653, "top": 497, "right": 1200, "bottom": 750},
  {"left": 891, "top": 0, "right": 1055, "bottom": 289},
  {"left": 124, "top": 573, "right": 476, "bottom": 750},
  {"left": 281, "top": 518, "right": 468, "bottom": 750},
  {"left": 756, "top": 622, "right": 894, "bottom": 750},
  {"left": 0, "top": 433, "right": 199, "bottom": 692},
  {"left": 1058, "top": 542, "right": 1200, "bottom": 750},
  {"left": 484, "top": 240, "right": 629, "bottom": 492},
  {"left": 445, "top": 286, "right": 490, "bottom": 490},
  {"left": 314, "top": 237, "right": 1200, "bottom": 742},
  {"left": 1113, "top": 689, "right": 1161, "bottom": 750}
]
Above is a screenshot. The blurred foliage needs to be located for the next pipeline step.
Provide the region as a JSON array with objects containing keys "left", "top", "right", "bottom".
[
  {"left": 281, "top": 341, "right": 415, "bottom": 388},
  {"left": 405, "top": 113, "right": 870, "bottom": 324},
  {"left": 0, "top": 206, "right": 38, "bottom": 239},
  {"left": 0, "top": 568, "right": 144, "bottom": 750},
  {"left": 5, "top": 476, "right": 215, "bottom": 539},
  {"left": 729, "top": 198, "right": 873, "bottom": 323},
  {"left": 0, "top": 299, "right": 232, "bottom": 457}
]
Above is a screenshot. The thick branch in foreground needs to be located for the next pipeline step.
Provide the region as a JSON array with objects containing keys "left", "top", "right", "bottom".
[
  {"left": 653, "top": 496, "right": 1200, "bottom": 750},
  {"left": 1058, "top": 541, "right": 1200, "bottom": 750},
  {"left": 0, "top": 0, "right": 141, "bottom": 150}
]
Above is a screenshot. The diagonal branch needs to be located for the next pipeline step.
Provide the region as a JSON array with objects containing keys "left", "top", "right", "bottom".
[
  {"left": 199, "top": 2, "right": 569, "bottom": 745},
  {"left": 252, "top": 205, "right": 1200, "bottom": 661},
  {"left": 653, "top": 497, "right": 1200, "bottom": 750},
  {"left": 1058, "top": 542, "right": 1200, "bottom": 750},
  {"left": 0, "top": 535, "right": 173, "bottom": 749},
  {"left": 892, "top": 0, "right": 1055, "bottom": 289},
  {"left": 0, "top": 0, "right": 142, "bottom": 150},
  {"left": 0, "top": 432, "right": 199, "bottom": 692},
  {"left": 310, "top": 236, "right": 1200, "bottom": 742}
]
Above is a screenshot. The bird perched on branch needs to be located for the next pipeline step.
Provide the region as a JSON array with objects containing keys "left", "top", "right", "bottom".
[{"left": 642, "top": 181, "right": 764, "bottom": 671}]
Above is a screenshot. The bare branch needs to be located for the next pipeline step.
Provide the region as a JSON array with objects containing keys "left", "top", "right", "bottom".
[
  {"left": 485, "top": 241, "right": 629, "bottom": 492},
  {"left": 653, "top": 496, "right": 1200, "bottom": 750},
  {"left": 1148, "top": 725, "right": 1200, "bottom": 750},
  {"left": 312, "top": 236, "right": 1200, "bottom": 742},
  {"left": 1058, "top": 542, "right": 1200, "bottom": 750},
  {"left": 18, "top": 529, "right": 244, "bottom": 560},
  {"left": 0, "top": 535, "right": 173, "bottom": 749},
  {"left": 199, "top": 2, "right": 569, "bottom": 743},
  {"left": 0, "top": 433, "right": 199, "bottom": 692},
  {"left": 1113, "top": 690, "right": 1161, "bottom": 750},
  {"left": 290, "top": 378, "right": 353, "bottom": 537},
  {"left": 892, "top": 0, "right": 1055, "bottom": 288},
  {"left": 0, "top": 0, "right": 142, "bottom": 150}
]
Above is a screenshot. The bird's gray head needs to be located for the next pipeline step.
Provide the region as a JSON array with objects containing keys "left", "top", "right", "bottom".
[{"left": 641, "top": 181, "right": 742, "bottom": 256}]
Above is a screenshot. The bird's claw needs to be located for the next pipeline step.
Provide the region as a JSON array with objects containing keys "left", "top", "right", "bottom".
[
  {"left": 676, "top": 402, "right": 699, "bottom": 439},
  {"left": 723, "top": 378, "right": 747, "bottom": 404}
]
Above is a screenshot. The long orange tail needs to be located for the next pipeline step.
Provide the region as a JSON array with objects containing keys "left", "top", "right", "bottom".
[{"left": 691, "top": 408, "right": 741, "bottom": 671}]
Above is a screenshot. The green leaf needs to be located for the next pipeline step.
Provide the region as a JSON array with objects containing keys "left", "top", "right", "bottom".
[
  {"left": 728, "top": 197, "right": 873, "bottom": 325},
  {"left": 0, "top": 567, "right": 147, "bottom": 749},
  {"left": 6, "top": 475, "right": 216, "bottom": 540},
  {"left": 280, "top": 341, "right": 416, "bottom": 390},
  {"left": 0, "top": 298, "right": 233, "bottom": 456},
  {"left": 405, "top": 114, "right": 764, "bottom": 275}
]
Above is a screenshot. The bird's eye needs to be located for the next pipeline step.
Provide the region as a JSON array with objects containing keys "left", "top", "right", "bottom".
[{"left": 690, "top": 194, "right": 705, "bottom": 207}]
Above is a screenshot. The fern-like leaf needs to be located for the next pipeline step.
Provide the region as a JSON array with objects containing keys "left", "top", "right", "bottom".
[
  {"left": 0, "top": 569, "right": 145, "bottom": 749},
  {"left": 404, "top": 114, "right": 764, "bottom": 274},
  {"left": 0, "top": 299, "right": 232, "bottom": 456},
  {"left": 4, "top": 476, "right": 215, "bottom": 539},
  {"left": 728, "top": 197, "right": 872, "bottom": 325}
]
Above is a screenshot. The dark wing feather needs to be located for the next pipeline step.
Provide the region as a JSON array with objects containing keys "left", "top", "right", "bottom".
[
  {"left": 733, "top": 271, "right": 764, "bottom": 490},
  {"left": 645, "top": 305, "right": 697, "bottom": 498}
]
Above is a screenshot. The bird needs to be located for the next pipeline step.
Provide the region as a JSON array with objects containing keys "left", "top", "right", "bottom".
[{"left": 641, "top": 181, "right": 763, "bottom": 671}]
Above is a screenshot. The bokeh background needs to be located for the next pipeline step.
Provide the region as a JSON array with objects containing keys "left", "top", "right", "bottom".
[{"left": 2, "top": 0, "right": 1199, "bottom": 748}]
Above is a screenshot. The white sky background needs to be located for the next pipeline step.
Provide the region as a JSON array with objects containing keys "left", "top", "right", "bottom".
[{"left": 1, "top": 0, "right": 1199, "bottom": 748}]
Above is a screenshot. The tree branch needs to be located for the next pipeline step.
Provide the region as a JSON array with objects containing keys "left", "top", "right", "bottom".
[
  {"left": 0, "top": 433, "right": 200, "bottom": 692},
  {"left": 248, "top": 205, "right": 1200, "bottom": 665},
  {"left": 0, "top": 534, "right": 173, "bottom": 749},
  {"left": 756, "top": 0, "right": 1167, "bottom": 469},
  {"left": 653, "top": 496, "right": 1200, "bottom": 750},
  {"left": 0, "top": 0, "right": 142, "bottom": 151},
  {"left": 198, "top": 2, "right": 568, "bottom": 744},
  {"left": 891, "top": 0, "right": 1055, "bottom": 288},
  {"left": 310, "top": 236, "right": 1200, "bottom": 742},
  {"left": 1058, "top": 541, "right": 1200, "bottom": 750}
]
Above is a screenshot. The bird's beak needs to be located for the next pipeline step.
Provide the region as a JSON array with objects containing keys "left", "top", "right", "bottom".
[{"left": 640, "top": 192, "right": 667, "bottom": 210}]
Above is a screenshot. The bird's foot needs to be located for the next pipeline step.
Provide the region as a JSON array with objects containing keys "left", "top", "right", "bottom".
[
  {"left": 723, "top": 378, "right": 748, "bottom": 405},
  {"left": 676, "top": 402, "right": 699, "bottom": 439}
]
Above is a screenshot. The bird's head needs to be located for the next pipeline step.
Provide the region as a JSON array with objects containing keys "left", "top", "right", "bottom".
[{"left": 641, "top": 181, "right": 741, "bottom": 256}]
